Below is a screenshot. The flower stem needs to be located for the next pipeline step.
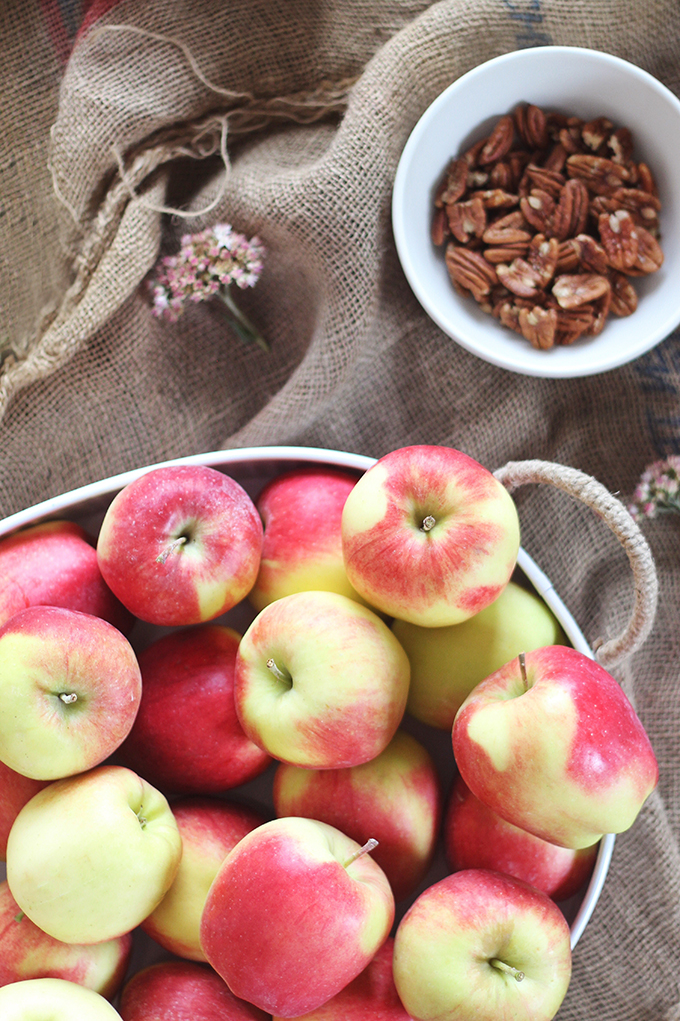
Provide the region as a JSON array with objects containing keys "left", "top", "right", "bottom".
[{"left": 219, "top": 286, "right": 268, "bottom": 351}]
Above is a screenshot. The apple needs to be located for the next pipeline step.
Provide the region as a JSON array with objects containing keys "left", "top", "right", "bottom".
[
  {"left": 0, "top": 519, "right": 133, "bottom": 633},
  {"left": 6, "top": 764, "right": 182, "bottom": 944},
  {"left": 272, "top": 937, "right": 412, "bottom": 1020},
  {"left": 0, "top": 605, "right": 142, "bottom": 780},
  {"left": 452, "top": 645, "right": 659, "bottom": 848},
  {"left": 119, "top": 960, "right": 269, "bottom": 1021},
  {"left": 96, "top": 464, "right": 263, "bottom": 626},
  {"left": 0, "top": 880, "right": 132, "bottom": 998},
  {"left": 273, "top": 730, "right": 442, "bottom": 901},
  {"left": 341, "top": 445, "right": 520, "bottom": 627},
  {"left": 250, "top": 467, "right": 368, "bottom": 611},
  {"left": 141, "top": 796, "right": 267, "bottom": 960},
  {"left": 444, "top": 776, "right": 598, "bottom": 901},
  {"left": 200, "top": 816, "right": 395, "bottom": 1017},
  {"left": 393, "top": 580, "right": 567, "bottom": 729},
  {"left": 118, "top": 625, "right": 271, "bottom": 794},
  {"left": 392, "top": 869, "right": 572, "bottom": 1021},
  {"left": 0, "top": 977, "right": 124, "bottom": 1019},
  {"left": 0, "top": 762, "right": 48, "bottom": 860},
  {"left": 234, "top": 590, "right": 410, "bottom": 768}
]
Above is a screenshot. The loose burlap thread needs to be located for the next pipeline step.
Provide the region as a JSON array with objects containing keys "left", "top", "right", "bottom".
[{"left": 2, "top": 1, "right": 680, "bottom": 1017}]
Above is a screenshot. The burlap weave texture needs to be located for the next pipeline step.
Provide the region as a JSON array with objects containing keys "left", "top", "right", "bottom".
[{"left": 2, "top": 1, "right": 680, "bottom": 1017}]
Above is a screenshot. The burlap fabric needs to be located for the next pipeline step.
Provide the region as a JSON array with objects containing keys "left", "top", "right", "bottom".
[{"left": 2, "top": 1, "right": 680, "bottom": 1016}]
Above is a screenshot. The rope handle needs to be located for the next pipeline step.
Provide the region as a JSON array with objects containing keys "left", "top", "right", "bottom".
[{"left": 493, "top": 459, "right": 658, "bottom": 669}]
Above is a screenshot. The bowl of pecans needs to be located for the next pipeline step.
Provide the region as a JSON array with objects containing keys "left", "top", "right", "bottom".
[{"left": 392, "top": 46, "right": 680, "bottom": 377}]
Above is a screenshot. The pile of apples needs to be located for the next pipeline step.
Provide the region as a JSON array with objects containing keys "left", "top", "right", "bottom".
[{"left": 0, "top": 445, "right": 659, "bottom": 1021}]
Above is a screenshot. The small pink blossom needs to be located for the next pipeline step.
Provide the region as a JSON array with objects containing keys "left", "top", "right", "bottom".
[{"left": 628, "top": 455, "right": 680, "bottom": 521}]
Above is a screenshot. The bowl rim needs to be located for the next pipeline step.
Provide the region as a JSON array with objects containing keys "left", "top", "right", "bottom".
[
  {"left": 392, "top": 44, "right": 680, "bottom": 378},
  {"left": 0, "top": 444, "right": 614, "bottom": 947}
]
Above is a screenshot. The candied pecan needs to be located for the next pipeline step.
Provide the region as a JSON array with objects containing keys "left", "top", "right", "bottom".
[
  {"left": 445, "top": 245, "right": 498, "bottom": 301},
  {"left": 608, "top": 271, "right": 638, "bottom": 316},
  {"left": 447, "top": 197, "right": 487, "bottom": 243},
  {"left": 496, "top": 258, "right": 544, "bottom": 298},
  {"left": 518, "top": 305, "right": 558, "bottom": 349},
  {"left": 551, "top": 178, "right": 589, "bottom": 241},
  {"left": 480, "top": 115, "right": 515, "bottom": 164},
  {"left": 566, "top": 154, "right": 630, "bottom": 194},
  {"left": 598, "top": 210, "right": 638, "bottom": 271},
  {"left": 552, "top": 273, "right": 610, "bottom": 309}
]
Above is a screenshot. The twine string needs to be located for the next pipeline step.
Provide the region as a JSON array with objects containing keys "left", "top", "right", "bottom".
[{"left": 494, "top": 459, "right": 659, "bottom": 668}]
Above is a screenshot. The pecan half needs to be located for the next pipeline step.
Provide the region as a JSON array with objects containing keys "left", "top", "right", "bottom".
[
  {"left": 551, "top": 178, "right": 589, "bottom": 241},
  {"left": 552, "top": 273, "right": 610, "bottom": 309},
  {"left": 496, "top": 259, "right": 544, "bottom": 298},
  {"left": 573, "top": 234, "right": 609, "bottom": 275},
  {"left": 554, "top": 305, "right": 596, "bottom": 345},
  {"left": 436, "top": 158, "right": 469, "bottom": 207},
  {"left": 445, "top": 245, "right": 498, "bottom": 301},
  {"left": 520, "top": 190, "right": 555, "bottom": 233},
  {"left": 598, "top": 210, "right": 638, "bottom": 271},
  {"left": 566, "top": 154, "right": 630, "bottom": 195},
  {"left": 609, "top": 271, "right": 638, "bottom": 316},
  {"left": 447, "top": 197, "right": 487, "bottom": 243},
  {"left": 518, "top": 305, "right": 558, "bottom": 349},
  {"left": 480, "top": 115, "right": 515, "bottom": 165},
  {"left": 630, "top": 226, "right": 664, "bottom": 275},
  {"left": 527, "top": 234, "right": 559, "bottom": 286}
]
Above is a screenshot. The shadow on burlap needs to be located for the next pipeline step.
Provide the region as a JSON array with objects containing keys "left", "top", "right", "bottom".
[{"left": 2, "top": 1, "right": 680, "bottom": 1017}]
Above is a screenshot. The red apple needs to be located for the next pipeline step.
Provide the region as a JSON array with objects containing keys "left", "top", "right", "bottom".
[
  {"left": 273, "top": 730, "right": 442, "bottom": 901},
  {"left": 0, "top": 881, "right": 132, "bottom": 998},
  {"left": 234, "top": 590, "right": 410, "bottom": 768},
  {"left": 142, "top": 796, "right": 267, "bottom": 960},
  {"left": 119, "top": 960, "right": 269, "bottom": 1021},
  {"left": 96, "top": 465, "right": 263, "bottom": 626},
  {"left": 0, "top": 520, "right": 133, "bottom": 633},
  {"left": 0, "top": 762, "right": 48, "bottom": 860},
  {"left": 341, "top": 445, "right": 521, "bottom": 627},
  {"left": 444, "top": 776, "right": 598, "bottom": 901},
  {"left": 249, "top": 467, "right": 367, "bottom": 611},
  {"left": 0, "top": 606, "right": 142, "bottom": 780},
  {"left": 273, "top": 937, "right": 413, "bottom": 1020},
  {"left": 200, "top": 816, "right": 395, "bottom": 1017},
  {"left": 452, "top": 645, "right": 659, "bottom": 848},
  {"left": 118, "top": 625, "right": 271, "bottom": 795},
  {"left": 392, "top": 869, "right": 572, "bottom": 1021}
]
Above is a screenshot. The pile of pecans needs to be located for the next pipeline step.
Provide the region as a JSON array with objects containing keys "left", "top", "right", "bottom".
[{"left": 432, "top": 104, "right": 663, "bottom": 349}]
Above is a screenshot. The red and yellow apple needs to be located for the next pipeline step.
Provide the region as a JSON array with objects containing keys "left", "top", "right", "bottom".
[
  {"left": 234, "top": 590, "right": 410, "bottom": 768},
  {"left": 393, "top": 870, "right": 572, "bottom": 1021},
  {"left": 452, "top": 645, "right": 659, "bottom": 848},
  {"left": 273, "top": 729, "right": 442, "bottom": 901},
  {"left": 119, "top": 960, "right": 269, "bottom": 1021},
  {"left": 141, "top": 796, "right": 267, "bottom": 960},
  {"left": 96, "top": 464, "right": 263, "bottom": 626},
  {"left": 250, "top": 467, "right": 367, "bottom": 610},
  {"left": 0, "top": 977, "right": 124, "bottom": 1019},
  {"left": 0, "top": 762, "right": 48, "bottom": 860},
  {"left": 0, "top": 520, "right": 132, "bottom": 633},
  {"left": 0, "top": 606, "right": 142, "bottom": 780},
  {"left": 6, "top": 764, "right": 182, "bottom": 944},
  {"left": 118, "top": 625, "right": 271, "bottom": 794},
  {"left": 200, "top": 816, "right": 395, "bottom": 1017},
  {"left": 341, "top": 445, "right": 520, "bottom": 627},
  {"left": 444, "top": 776, "right": 598, "bottom": 901},
  {"left": 393, "top": 580, "right": 566, "bottom": 729}
]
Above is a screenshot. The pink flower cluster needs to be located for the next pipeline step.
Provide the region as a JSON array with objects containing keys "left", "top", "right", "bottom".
[
  {"left": 149, "top": 224, "right": 265, "bottom": 322},
  {"left": 628, "top": 455, "right": 680, "bottom": 521}
]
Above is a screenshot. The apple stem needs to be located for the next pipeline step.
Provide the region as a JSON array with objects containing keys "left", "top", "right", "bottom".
[
  {"left": 59, "top": 692, "right": 78, "bottom": 704},
  {"left": 490, "top": 959, "right": 525, "bottom": 982},
  {"left": 156, "top": 536, "right": 187, "bottom": 564},
  {"left": 420, "top": 515, "right": 436, "bottom": 532},
  {"left": 518, "top": 652, "right": 528, "bottom": 690},
  {"left": 266, "top": 658, "right": 292, "bottom": 687},
  {"left": 342, "top": 838, "right": 379, "bottom": 868}
]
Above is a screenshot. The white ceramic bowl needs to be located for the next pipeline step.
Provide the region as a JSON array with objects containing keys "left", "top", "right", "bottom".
[
  {"left": 392, "top": 46, "right": 680, "bottom": 378},
  {"left": 0, "top": 446, "right": 613, "bottom": 954}
]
